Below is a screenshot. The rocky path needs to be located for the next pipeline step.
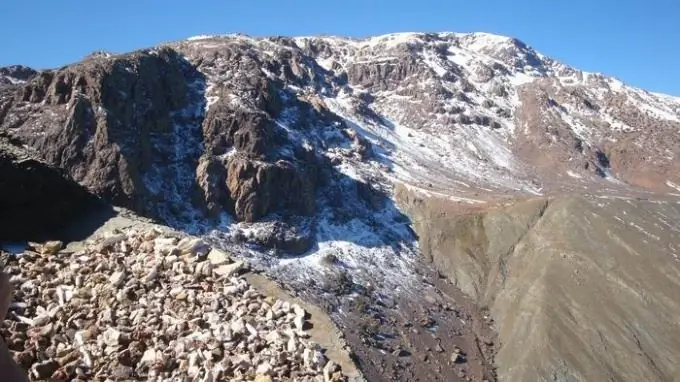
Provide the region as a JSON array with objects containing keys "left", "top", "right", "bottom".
[{"left": 0, "top": 228, "right": 354, "bottom": 381}]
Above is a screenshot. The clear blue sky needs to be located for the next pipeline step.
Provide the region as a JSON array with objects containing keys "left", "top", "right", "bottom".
[{"left": 2, "top": 0, "right": 679, "bottom": 95}]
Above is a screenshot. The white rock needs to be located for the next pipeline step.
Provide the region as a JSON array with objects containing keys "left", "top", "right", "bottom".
[
  {"left": 231, "top": 319, "right": 245, "bottom": 334},
  {"left": 140, "top": 348, "right": 159, "bottom": 366},
  {"left": 246, "top": 323, "right": 258, "bottom": 337},
  {"left": 102, "top": 327, "right": 121, "bottom": 347},
  {"left": 214, "top": 261, "right": 245, "bottom": 277},
  {"left": 287, "top": 336, "right": 298, "bottom": 353},
  {"left": 256, "top": 361, "right": 273, "bottom": 375},
  {"left": 303, "top": 347, "right": 327, "bottom": 371},
  {"left": 32, "top": 315, "right": 50, "bottom": 327},
  {"left": 323, "top": 360, "right": 340, "bottom": 381},
  {"left": 271, "top": 299, "right": 283, "bottom": 312},
  {"left": 154, "top": 237, "right": 177, "bottom": 255},
  {"left": 177, "top": 237, "right": 210, "bottom": 255},
  {"left": 207, "top": 248, "right": 231, "bottom": 266},
  {"left": 292, "top": 303, "right": 306, "bottom": 318},
  {"left": 294, "top": 315, "right": 306, "bottom": 331},
  {"left": 98, "top": 234, "right": 127, "bottom": 250},
  {"left": 109, "top": 270, "right": 126, "bottom": 287},
  {"left": 265, "top": 330, "right": 282, "bottom": 344}
]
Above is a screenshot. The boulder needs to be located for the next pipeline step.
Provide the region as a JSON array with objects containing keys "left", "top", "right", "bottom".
[{"left": 226, "top": 156, "right": 316, "bottom": 222}]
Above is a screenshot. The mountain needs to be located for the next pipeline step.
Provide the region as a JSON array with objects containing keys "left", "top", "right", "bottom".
[{"left": 1, "top": 32, "right": 680, "bottom": 381}]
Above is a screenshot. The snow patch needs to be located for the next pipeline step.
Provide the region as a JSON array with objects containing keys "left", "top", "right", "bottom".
[
  {"left": 667, "top": 180, "right": 680, "bottom": 193},
  {"left": 567, "top": 170, "right": 582, "bottom": 179},
  {"left": 422, "top": 52, "right": 448, "bottom": 77},
  {"left": 3, "top": 76, "right": 26, "bottom": 85},
  {"left": 187, "top": 35, "right": 218, "bottom": 41}
]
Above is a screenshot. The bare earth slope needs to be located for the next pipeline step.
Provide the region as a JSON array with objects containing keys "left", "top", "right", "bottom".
[{"left": 397, "top": 186, "right": 680, "bottom": 381}]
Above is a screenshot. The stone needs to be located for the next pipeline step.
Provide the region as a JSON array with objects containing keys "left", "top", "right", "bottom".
[
  {"left": 102, "top": 327, "right": 121, "bottom": 347},
  {"left": 31, "top": 360, "right": 59, "bottom": 379},
  {"left": 287, "top": 336, "right": 298, "bottom": 353},
  {"left": 42, "top": 240, "right": 64, "bottom": 255},
  {"left": 451, "top": 352, "right": 464, "bottom": 363},
  {"left": 109, "top": 270, "right": 126, "bottom": 288},
  {"left": 265, "top": 330, "right": 282, "bottom": 344},
  {"left": 140, "top": 348, "right": 161, "bottom": 366},
  {"left": 323, "top": 360, "right": 340, "bottom": 381},
  {"left": 177, "top": 237, "right": 210, "bottom": 256},
  {"left": 112, "top": 365, "right": 134, "bottom": 379},
  {"left": 256, "top": 361, "right": 273, "bottom": 375},
  {"left": 97, "top": 234, "right": 127, "bottom": 251},
  {"left": 231, "top": 319, "right": 246, "bottom": 334},
  {"left": 294, "top": 314, "right": 306, "bottom": 331},
  {"left": 214, "top": 261, "right": 245, "bottom": 277},
  {"left": 0, "top": 228, "right": 346, "bottom": 381},
  {"left": 207, "top": 248, "right": 231, "bottom": 266}
]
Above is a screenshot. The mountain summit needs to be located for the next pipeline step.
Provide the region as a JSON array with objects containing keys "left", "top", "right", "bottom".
[{"left": 1, "top": 32, "right": 680, "bottom": 381}]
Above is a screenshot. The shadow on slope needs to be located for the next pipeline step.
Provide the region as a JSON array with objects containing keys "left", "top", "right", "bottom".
[{"left": 0, "top": 139, "right": 115, "bottom": 244}]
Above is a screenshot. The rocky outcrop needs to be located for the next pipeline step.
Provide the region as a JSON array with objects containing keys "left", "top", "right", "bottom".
[
  {"left": 195, "top": 155, "right": 230, "bottom": 218},
  {"left": 226, "top": 156, "right": 316, "bottom": 222},
  {"left": 202, "top": 103, "right": 280, "bottom": 158},
  {"left": 0, "top": 65, "right": 38, "bottom": 89},
  {"left": 396, "top": 185, "right": 680, "bottom": 381},
  {"left": 0, "top": 48, "right": 206, "bottom": 221},
  {"left": 2, "top": 31, "right": 680, "bottom": 240},
  {"left": 0, "top": 140, "right": 100, "bottom": 241}
]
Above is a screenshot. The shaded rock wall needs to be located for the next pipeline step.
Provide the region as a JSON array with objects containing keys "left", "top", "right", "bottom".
[{"left": 0, "top": 140, "right": 102, "bottom": 241}]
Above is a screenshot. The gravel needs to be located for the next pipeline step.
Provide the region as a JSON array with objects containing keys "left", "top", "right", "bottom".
[{"left": 0, "top": 229, "right": 346, "bottom": 381}]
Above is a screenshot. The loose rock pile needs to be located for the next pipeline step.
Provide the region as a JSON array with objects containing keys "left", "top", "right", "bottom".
[{"left": 1, "top": 229, "right": 346, "bottom": 381}]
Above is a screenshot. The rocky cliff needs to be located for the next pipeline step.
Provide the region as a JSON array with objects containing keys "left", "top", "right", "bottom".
[
  {"left": 3, "top": 32, "right": 680, "bottom": 231},
  {"left": 2, "top": 31, "right": 680, "bottom": 381}
]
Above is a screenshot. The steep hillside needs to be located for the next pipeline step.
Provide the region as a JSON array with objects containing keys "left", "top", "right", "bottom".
[
  {"left": 1, "top": 31, "right": 680, "bottom": 381},
  {"left": 396, "top": 187, "right": 680, "bottom": 381}
]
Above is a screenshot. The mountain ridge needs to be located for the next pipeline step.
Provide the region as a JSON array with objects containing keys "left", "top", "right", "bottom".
[{"left": 1, "top": 30, "right": 680, "bottom": 381}]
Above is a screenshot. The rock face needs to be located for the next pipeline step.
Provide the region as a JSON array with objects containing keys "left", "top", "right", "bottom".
[
  {"left": 0, "top": 65, "right": 38, "bottom": 88},
  {"left": 396, "top": 185, "right": 680, "bottom": 381},
  {"left": 2, "top": 32, "right": 680, "bottom": 231},
  {"left": 2, "top": 31, "right": 680, "bottom": 382},
  {"left": 0, "top": 139, "right": 99, "bottom": 241},
  {"left": 226, "top": 156, "right": 316, "bottom": 222},
  {"left": 1, "top": 48, "right": 207, "bottom": 224}
]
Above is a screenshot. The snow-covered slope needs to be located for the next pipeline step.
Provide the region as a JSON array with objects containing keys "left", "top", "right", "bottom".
[
  {"left": 159, "top": 31, "right": 680, "bottom": 295},
  {"left": 3, "top": 31, "right": 680, "bottom": 298},
  {"left": 176, "top": 32, "right": 680, "bottom": 199},
  {"left": 3, "top": 31, "right": 680, "bottom": 381}
]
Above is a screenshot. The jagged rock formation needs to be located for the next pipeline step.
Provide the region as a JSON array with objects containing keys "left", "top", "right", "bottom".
[
  {"left": 1, "top": 31, "right": 680, "bottom": 382},
  {"left": 2, "top": 32, "right": 680, "bottom": 229},
  {"left": 0, "top": 65, "right": 37, "bottom": 89},
  {"left": 1, "top": 49, "right": 207, "bottom": 225}
]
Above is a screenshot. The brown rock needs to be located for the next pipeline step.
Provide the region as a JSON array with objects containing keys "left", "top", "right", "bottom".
[{"left": 226, "top": 156, "right": 315, "bottom": 222}]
